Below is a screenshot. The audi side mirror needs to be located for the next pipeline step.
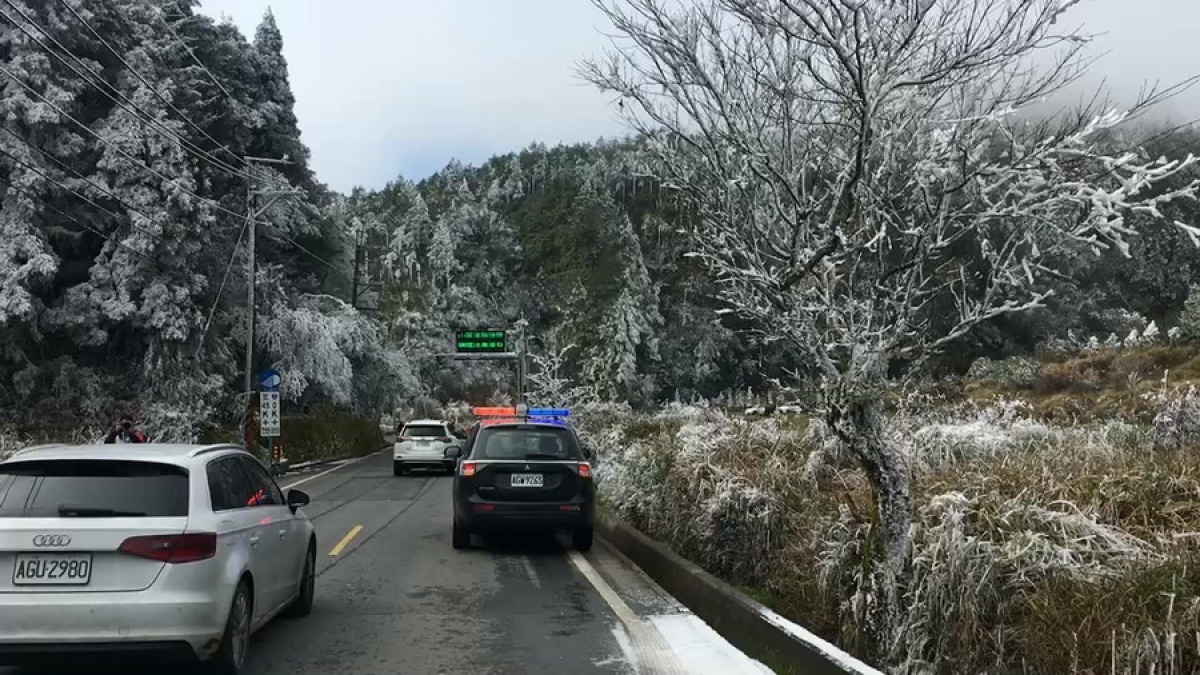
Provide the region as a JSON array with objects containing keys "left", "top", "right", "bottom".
[
  {"left": 444, "top": 446, "right": 463, "bottom": 459},
  {"left": 286, "top": 489, "right": 310, "bottom": 513}
]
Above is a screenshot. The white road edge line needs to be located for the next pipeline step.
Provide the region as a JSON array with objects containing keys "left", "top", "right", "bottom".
[
  {"left": 281, "top": 449, "right": 384, "bottom": 490},
  {"left": 568, "top": 550, "right": 684, "bottom": 674},
  {"left": 568, "top": 550, "right": 642, "bottom": 626}
]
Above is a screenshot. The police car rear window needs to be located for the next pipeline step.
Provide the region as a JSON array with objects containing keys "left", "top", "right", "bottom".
[
  {"left": 0, "top": 460, "right": 189, "bottom": 518},
  {"left": 475, "top": 427, "right": 580, "bottom": 461}
]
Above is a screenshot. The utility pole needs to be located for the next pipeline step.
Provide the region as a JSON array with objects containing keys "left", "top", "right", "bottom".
[
  {"left": 515, "top": 316, "right": 529, "bottom": 406},
  {"left": 243, "top": 161, "right": 256, "bottom": 398},
  {"left": 241, "top": 155, "right": 301, "bottom": 424}
]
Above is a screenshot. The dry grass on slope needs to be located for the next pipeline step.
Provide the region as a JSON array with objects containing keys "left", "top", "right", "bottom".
[{"left": 585, "top": 400, "right": 1200, "bottom": 674}]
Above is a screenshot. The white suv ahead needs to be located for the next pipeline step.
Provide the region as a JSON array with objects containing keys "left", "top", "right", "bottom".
[
  {"left": 0, "top": 443, "right": 317, "bottom": 674},
  {"left": 394, "top": 420, "right": 459, "bottom": 476}
]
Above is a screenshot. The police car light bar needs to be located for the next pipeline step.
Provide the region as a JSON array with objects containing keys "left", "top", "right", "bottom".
[
  {"left": 527, "top": 408, "right": 570, "bottom": 417},
  {"left": 472, "top": 407, "right": 516, "bottom": 417}
]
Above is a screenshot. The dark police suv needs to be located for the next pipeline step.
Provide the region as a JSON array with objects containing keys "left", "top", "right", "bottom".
[{"left": 445, "top": 408, "right": 595, "bottom": 551}]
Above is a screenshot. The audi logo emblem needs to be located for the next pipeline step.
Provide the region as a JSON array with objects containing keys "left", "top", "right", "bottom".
[{"left": 32, "top": 534, "right": 71, "bottom": 548}]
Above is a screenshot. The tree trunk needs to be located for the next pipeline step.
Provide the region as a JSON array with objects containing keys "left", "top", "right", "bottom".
[{"left": 827, "top": 395, "right": 911, "bottom": 663}]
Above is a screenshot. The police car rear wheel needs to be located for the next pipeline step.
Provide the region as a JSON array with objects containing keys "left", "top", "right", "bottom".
[
  {"left": 452, "top": 519, "right": 471, "bottom": 549},
  {"left": 573, "top": 527, "right": 594, "bottom": 552}
]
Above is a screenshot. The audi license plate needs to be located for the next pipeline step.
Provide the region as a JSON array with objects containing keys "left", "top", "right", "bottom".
[
  {"left": 510, "top": 473, "right": 544, "bottom": 488},
  {"left": 12, "top": 553, "right": 93, "bottom": 586}
]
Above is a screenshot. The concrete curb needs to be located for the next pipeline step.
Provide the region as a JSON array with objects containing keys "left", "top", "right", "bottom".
[{"left": 597, "top": 515, "right": 883, "bottom": 675}]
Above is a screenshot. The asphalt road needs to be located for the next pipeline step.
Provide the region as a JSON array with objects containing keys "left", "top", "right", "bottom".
[{"left": 7, "top": 451, "right": 775, "bottom": 675}]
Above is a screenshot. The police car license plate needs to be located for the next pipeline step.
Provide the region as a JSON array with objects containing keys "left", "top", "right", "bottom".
[
  {"left": 13, "top": 553, "right": 93, "bottom": 586},
  {"left": 510, "top": 474, "right": 543, "bottom": 488}
]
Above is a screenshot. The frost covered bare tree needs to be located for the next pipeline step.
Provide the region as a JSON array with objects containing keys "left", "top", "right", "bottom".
[{"left": 583, "top": 0, "right": 1198, "bottom": 658}]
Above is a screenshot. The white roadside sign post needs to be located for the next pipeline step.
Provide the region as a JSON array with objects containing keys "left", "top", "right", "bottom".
[
  {"left": 258, "top": 369, "right": 284, "bottom": 474},
  {"left": 260, "top": 391, "right": 281, "bottom": 437}
]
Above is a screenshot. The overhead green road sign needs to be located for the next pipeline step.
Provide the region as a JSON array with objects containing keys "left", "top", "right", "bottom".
[{"left": 456, "top": 330, "right": 508, "bottom": 353}]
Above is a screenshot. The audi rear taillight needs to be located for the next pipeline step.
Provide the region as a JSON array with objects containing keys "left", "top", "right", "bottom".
[
  {"left": 460, "top": 461, "right": 477, "bottom": 477},
  {"left": 578, "top": 462, "right": 592, "bottom": 479},
  {"left": 118, "top": 533, "right": 217, "bottom": 564}
]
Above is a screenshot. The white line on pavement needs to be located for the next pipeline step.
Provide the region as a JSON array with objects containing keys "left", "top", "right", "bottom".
[
  {"left": 281, "top": 450, "right": 384, "bottom": 490},
  {"left": 568, "top": 550, "right": 685, "bottom": 675}
]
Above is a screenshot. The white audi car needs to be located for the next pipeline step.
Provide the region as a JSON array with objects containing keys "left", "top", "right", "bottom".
[
  {"left": 393, "top": 419, "right": 460, "bottom": 476},
  {"left": 0, "top": 443, "right": 317, "bottom": 674}
]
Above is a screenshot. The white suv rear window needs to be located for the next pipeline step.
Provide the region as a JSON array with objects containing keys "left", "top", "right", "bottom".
[
  {"left": 402, "top": 425, "right": 446, "bottom": 437},
  {"left": 0, "top": 460, "right": 189, "bottom": 518}
]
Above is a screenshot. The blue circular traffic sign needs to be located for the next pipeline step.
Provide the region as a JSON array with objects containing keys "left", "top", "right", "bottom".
[{"left": 259, "top": 368, "right": 282, "bottom": 391}]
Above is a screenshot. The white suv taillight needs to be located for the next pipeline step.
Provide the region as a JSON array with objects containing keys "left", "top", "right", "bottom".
[{"left": 118, "top": 533, "right": 217, "bottom": 564}]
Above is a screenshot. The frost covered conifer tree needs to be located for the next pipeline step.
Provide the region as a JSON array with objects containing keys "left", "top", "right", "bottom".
[
  {"left": 251, "top": 10, "right": 308, "bottom": 177},
  {"left": 585, "top": 0, "right": 1199, "bottom": 657},
  {"left": 577, "top": 182, "right": 661, "bottom": 402},
  {"left": 428, "top": 212, "right": 458, "bottom": 291},
  {"left": 387, "top": 191, "right": 428, "bottom": 283}
]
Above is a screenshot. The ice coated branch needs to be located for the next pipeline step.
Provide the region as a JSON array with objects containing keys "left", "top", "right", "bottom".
[{"left": 583, "top": 0, "right": 1198, "bottom": 382}]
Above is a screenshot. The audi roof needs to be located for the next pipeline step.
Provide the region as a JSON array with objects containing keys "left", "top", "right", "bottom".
[{"left": 2, "top": 444, "right": 249, "bottom": 464}]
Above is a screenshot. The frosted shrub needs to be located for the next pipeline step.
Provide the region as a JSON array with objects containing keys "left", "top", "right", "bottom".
[
  {"left": 1098, "top": 309, "right": 1150, "bottom": 337},
  {"left": 693, "top": 471, "right": 787, "bottom": 585},
  {"left": 594, "top": 434, "right": 672, "bottom": 527},
  {"left": 891, "top": 399, "right": 1058, "bottom": 472},
  {"left": 1153, "top": 386, "right": 1200, "bottom": 450},
  {"left": 965, "top": 356, "right": 1040, "bottom": 388},
  {"left": 1178, "top": 285, "right": 1200, "bottom": 343}
]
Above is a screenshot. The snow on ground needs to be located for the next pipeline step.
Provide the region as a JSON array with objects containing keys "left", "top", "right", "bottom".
[{"left": 648, "top": 614, "right": 776, "bottom": 674}]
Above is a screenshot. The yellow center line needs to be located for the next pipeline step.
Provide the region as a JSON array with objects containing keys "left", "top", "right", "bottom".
[{"left": 328, "top": 525, "right": 364, "bottom": 557}]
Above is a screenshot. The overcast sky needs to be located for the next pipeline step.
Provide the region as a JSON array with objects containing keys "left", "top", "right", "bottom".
[{"left": 198, "top": 0, "right": 1200, "bottom": 193}]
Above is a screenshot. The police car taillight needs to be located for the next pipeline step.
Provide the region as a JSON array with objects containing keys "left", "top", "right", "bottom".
[
  {"left": 578, "top": 462, "right": 592, "bottom": 479},
  {"left": 460, "top": 461, "right": 478, "bottom": 477}
]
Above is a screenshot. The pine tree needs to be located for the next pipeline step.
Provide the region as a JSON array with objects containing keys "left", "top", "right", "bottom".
[
  {"left": 1180, "top": 285, "right": 1200, "bottom": 343},
  {"left": 428, "top": 213, "right": 458, "bottom": 290},
  {"left": 251, "top": 9, "right": 310, "bottom": 181}
]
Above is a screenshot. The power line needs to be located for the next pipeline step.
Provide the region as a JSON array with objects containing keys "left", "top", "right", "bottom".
[
  {"left": 151, "top": 0, "right": 233, "bottom": 99},
  {"left": 0, "top": 174, "right": 151, "bottom": 260},
  {"left": 195, "top": 215, "right": 249, "bottom": 357},
  {"left": 53, "top": 0, "right": 247, "bottom": 170},
  {"left": 0, "top": 24, "right": 339, "bottom": 276},
  {"left": 0, "top": 144, "right": 168, "bottom": 245},
  {"left": 0, "top": 0, "right": 257, "bottom": 184},
  {"left": 0, "top": 61, "right": 272, "bottom": 226},
  {"left": 0, "top": 125, "right": 168, "bottom": 242}
]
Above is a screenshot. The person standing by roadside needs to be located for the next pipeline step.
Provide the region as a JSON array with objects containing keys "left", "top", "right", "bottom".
[{"left": 104, "top": 414, "right": 147, "bottom": 444}]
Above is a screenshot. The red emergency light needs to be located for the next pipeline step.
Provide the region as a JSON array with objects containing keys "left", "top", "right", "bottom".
[{"left": 471, "top": 406, "right": 517, "bottom": 417}]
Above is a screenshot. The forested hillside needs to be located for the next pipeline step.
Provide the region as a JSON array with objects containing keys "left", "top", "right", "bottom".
[
  {"left": 349, "top": 129, "right": 1200, "bottom": 406},
  {"left": 6, "top": 0, "right": 1200, "bottom": 440}
]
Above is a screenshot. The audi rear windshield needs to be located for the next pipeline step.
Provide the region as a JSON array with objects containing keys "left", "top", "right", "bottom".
[
  {"left": 475, "top": 426, "right": 581, "bottom": 461},
  {"left": 0, "top": 460, "right": 189, "bottom": 518}
]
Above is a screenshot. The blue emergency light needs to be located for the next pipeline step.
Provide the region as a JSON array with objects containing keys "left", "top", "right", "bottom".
[{"left": 527, "top": 408, "right": 570, "bottom": 417}]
